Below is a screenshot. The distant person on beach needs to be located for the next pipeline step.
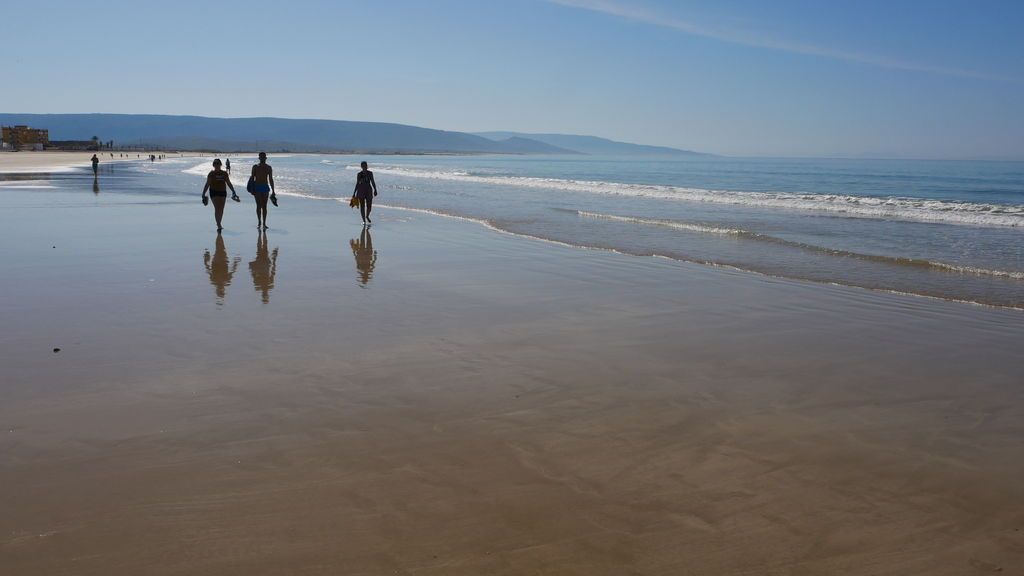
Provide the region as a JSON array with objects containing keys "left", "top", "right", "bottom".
[
  {"left": 351, "top": 161, "right": 378, "bottom": 224},
  {"left": 201, "top": 158, "right": 240, "bottom": 231},
  {"left": 91, "top": 154, "right": 99, "bottom": 175},
  {"left": 250, "top": 152, "right": 276, "bottom": 229},
  {"left": 225, "top": 158, "right": 231, "bottom": 173}
]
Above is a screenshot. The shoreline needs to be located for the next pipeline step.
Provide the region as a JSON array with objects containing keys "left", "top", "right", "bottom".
[
  {"left": 2, "top": 162, "right": 1023, "bottom": 574},
  {"left": 379, "top": 203, "right": 1024, "bottom": 313},
  {"left": 5, "top": 154, "right": 1024, "bottom": 311}
]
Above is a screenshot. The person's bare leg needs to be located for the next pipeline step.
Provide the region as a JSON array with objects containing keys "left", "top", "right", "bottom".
[
  {"left": 213, "top": 196, "right": 226, "bottom": 231},
  {"left": 365, "top": 198, "right": 373, "bottom": 223},
  {"left": 359, "top": 199, "right": 367, "bottom": 224},
  {"left": 261, "top": 196, "right": 269, "bottom": 228}
]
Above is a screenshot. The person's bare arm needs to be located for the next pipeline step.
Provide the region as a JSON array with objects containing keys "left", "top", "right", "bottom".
[
  {"left": 268, "top": 165, "right": 275, "bottom": 194},
  {"left": 227, "top": 175, "right": 238, "bottom": 198},
  {"left": 370, "top": 172, "right": 378, "bottom": 196},
  {"left": 202, "top": 174, "right": 211, "bottom": 197}
]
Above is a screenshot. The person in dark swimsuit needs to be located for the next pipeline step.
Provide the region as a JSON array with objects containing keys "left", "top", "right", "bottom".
[
  {"left": 91, "top": 154, "right": 99, "bottom": 175},
  {"left": 351, "top": 161, "right": 378, "bottom": 224},
  {"left": 201, "top": 158, "right": 239, "bottom": 231}
]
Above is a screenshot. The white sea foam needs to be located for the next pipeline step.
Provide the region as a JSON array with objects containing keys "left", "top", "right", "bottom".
[
  {"left": 577, "top": 210, "right": 745, "bottom": 235},
  {"left": 275, "top": 190, "right": 330, "bottom": 200},
  {"left": 183, "top": 162, "right": 215, "bottom": 177},
  {"left": 181, "top": 158, "right": 260, "bottom": 177},
  {"left": 924, "top": 262, "right": 1024, "bottom": 280},
  {"left": 352, "top": 164, "right": 1024, "bottom": 228}
]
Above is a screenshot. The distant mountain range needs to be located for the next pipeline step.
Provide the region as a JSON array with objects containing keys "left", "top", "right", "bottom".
[
  {"left": 0, "top": 113, "right": 707, "bottom": 156},
  {"left": 475, "top": 132, "right": 708, "bottom": 156}
]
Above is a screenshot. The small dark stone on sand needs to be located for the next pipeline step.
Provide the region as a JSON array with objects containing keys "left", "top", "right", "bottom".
[{"left": 52, "top": 348, "right": 60, "bottom": 353}]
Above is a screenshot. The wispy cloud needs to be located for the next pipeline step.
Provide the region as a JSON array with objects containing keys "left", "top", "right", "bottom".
[{"left": 548, "top": 0, "right": 1017, "bottom": 82}]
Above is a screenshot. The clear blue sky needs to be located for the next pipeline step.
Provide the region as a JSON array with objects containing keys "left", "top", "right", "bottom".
[{"left": 3, "top": 0, "right": 1022, "bottom": 158}]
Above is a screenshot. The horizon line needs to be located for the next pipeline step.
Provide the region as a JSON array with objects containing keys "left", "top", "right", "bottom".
[{"left": 4, "top": 111, "right": 1022, "bottom": 161}]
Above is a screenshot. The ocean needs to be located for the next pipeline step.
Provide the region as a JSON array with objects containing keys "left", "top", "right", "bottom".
[{"left": 16, "top": 153, "right": 1024, "bottom": 308}]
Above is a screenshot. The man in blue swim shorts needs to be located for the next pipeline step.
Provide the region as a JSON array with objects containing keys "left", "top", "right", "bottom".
[{"left": 250, "top": 152, "right": 276, "bottom": 229}]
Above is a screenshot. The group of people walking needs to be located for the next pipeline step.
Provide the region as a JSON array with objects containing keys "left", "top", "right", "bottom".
[{"left": 200, "top": 153, "right": 378, "bottom": 231}]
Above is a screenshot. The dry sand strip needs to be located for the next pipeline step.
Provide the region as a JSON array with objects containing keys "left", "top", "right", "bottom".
[{"left": 0, "top": 151, "right": 181, "bottom": 173}]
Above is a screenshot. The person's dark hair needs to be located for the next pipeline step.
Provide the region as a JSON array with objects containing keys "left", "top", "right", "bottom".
[
  {"left": 361, "top": 161, "right": 368, "bottom": 169},
  {"left": 213, "top": 158, "right": 222, "bottom": 167},
  {"left": 258, "top": 152, "right": 267, "bottom": 159}
]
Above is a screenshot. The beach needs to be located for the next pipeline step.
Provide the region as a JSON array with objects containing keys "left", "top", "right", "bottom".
[
  {"left": 0, "top": 151, "right": 172, "bottom": 173},
  {"left": 1, "top": 156, "right": 1023, "bottom": 575}
]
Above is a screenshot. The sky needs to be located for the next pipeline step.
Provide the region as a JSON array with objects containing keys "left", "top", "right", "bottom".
[{"left": 2, "top": 0, "right": 1023, "bottom": 158}]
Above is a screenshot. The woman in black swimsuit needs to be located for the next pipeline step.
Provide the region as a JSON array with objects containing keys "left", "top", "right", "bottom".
[
  {"left": 351, "top": 161, "right": 378, "bottom": 224},
  {"left": 201, "top": 158, "right": 239, "bottom": 231}
]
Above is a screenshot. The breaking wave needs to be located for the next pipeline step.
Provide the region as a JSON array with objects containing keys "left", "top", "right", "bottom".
[
  {"left": 578, "top": 210, "right": 1024, "bottom": 280},
  {"left": 352, "top": 164, "right": 1024, "bottom": 228}
]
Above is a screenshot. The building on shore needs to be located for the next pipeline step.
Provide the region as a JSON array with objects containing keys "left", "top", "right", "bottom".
[{"left": 1, "top": 125, "right": 49, "bottom": 150}]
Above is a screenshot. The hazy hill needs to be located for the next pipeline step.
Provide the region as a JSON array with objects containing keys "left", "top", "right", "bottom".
[
  {"left": 491, "top": 136, "right": 578, "bottom": 154},
  {"left": 0, "top": 114, "right": 564, "bottom": 154},
  {"left": 475, "top": 131, "right": 708, "bottom": 156},
  {"left": 0, "top": 113, "right": 706, "bottom": 156}
]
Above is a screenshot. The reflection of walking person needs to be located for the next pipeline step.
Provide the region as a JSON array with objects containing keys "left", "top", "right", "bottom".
[
  {"left": 203, "top": 233, "right": 240, "bottom": 304},
  {"left": 350, "top": 227, "right": 377, "bottom": 286},
  {"left": 91, "top": 154, "right": 99, "bottom": 175},
  {"left": 249, "top": 229, "right": 278, "bottom": 304},
  {"left": 352, "top": 161, "right": 378, "bottom": 224},
  {"left": 201, "top": 158, "right": 240, "bottom": 232}
]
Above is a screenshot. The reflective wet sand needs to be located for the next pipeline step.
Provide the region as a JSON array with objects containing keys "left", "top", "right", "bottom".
[{"left": 1, "top": 179, "right": 1022, "bottom": 575}]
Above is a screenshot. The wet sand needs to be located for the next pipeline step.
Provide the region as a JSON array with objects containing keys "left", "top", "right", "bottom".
[{"left": 1, "top": 166, "right": 1023, "bottom": 575}]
